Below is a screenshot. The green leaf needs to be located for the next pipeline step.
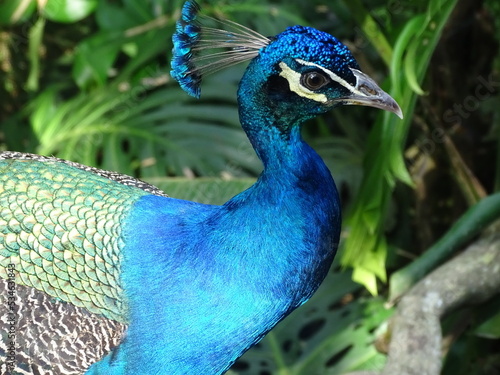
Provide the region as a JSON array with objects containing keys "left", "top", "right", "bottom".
[
  {"left": 0, "top": 0, "right": 35, "bottom": 25},
  {"left": 475, "top": 311, "right": 500, "bottom": 339},
  {"left": 96, "top": 1, "right": 145, "bottom": 30},
  {"left": 26, "top": 17, "right": 45, "bottom": 92},
  {"left": 352, "top": 268, "right": 378, "bottom": 297},
  {"left": 28, "top": 85, "right": 60, "bottom": 138},
  {"left": 403, "top": 36, "right": 426, "bottom": 95},
  {"left": 72, "top": 32, "right": 123, "bottom": 89},
  {"left": 41, "top": 0, "right": 98, "bottom": 23}
]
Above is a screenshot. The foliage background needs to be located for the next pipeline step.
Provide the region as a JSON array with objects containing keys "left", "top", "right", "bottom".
[{"left": 0, "top": 0, "right": 499, "bottom": 373}]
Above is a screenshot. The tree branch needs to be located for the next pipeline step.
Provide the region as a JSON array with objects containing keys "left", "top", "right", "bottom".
[{"left": 345, "top": 233, "right": 500, "bottom": 375}]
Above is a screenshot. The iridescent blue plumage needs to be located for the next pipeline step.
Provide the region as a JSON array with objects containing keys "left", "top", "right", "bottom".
[
  {"left": 171, "top": 0, "right": 270, "bottom": 98},
  {"left": 275, "top": 26, "right": 360, "bottom": 85},
  {"left": 171, "top": 1, "right": 202, "bottom": 97},
  {"left": 1, "top": 1, "right": 402, "bottom": 374}
]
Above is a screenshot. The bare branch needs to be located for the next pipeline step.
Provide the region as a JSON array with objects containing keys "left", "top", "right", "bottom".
[{"left": 345, "top": 234, "right": 500, "bottom": 375}]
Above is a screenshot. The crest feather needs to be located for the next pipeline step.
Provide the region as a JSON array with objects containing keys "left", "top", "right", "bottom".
[{"left": 171, "top": 1, "right": 270, "bottom": 98}]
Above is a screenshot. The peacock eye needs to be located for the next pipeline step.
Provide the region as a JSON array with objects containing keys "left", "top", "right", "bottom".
[{"left": 301, "top": 71, "right": 329, "bottom": 91}]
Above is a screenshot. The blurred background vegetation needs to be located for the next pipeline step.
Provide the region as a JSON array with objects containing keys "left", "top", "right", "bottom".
[{"left": 0, "top": 0, "right": 499, "bottom": 373}]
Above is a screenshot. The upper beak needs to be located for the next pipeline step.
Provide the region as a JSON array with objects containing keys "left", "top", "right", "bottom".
[{"left": 335, "top": 68, "right": 403, "bottom": 119}]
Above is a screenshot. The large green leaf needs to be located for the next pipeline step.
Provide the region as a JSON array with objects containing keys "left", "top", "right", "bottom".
[
  {"left": 72, "top": 31, "right": 124, "bottom": 89},
  {"left": 28, "top": 69, "right": 261, "bottom": 179},
  {"left": 41, "top": 0, "right": 98, "bottom": 23}
]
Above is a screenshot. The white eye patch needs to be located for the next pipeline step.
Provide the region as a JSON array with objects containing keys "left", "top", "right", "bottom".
[
  {"left": 294, "top": 59, "right": 366, "bottom": 97},
  {"left": 278, "top": 62, "right": 328, "bottom": 103}
]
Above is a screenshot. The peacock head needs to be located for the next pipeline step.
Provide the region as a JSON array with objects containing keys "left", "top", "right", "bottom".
[{"left": 171, "top": 1, "right": 402, "bottom": 120}]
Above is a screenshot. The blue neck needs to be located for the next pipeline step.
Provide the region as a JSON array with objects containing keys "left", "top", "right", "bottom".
[
  {"left": 238, "top": 62, "right": 302, "bottom": 169},
  {"left": 227, "top": 62, "right": 341, "bottom": 285}
]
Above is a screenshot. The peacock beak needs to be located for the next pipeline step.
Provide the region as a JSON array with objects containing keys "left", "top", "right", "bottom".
[{"left": 338, "top": 68, "right": 403, "bottom": 119}]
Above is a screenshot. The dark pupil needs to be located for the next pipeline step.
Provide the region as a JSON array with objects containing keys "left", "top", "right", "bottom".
[{"left": 303, "top": 72, "right": 327, "bottom": 90}]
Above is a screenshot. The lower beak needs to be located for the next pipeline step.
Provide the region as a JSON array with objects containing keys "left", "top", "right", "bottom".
[{"left": 336, "top": 68, "right": 403, "bottom": 119}]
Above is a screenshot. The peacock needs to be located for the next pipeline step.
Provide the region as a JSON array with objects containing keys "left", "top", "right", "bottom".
[{"left": 0, "top": 1, "right": 402, "bottom": 374}]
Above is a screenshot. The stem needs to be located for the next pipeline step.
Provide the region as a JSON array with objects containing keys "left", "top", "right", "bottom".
[{"left": 267, "top": 332, "right": 292, "bottom": 375}]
